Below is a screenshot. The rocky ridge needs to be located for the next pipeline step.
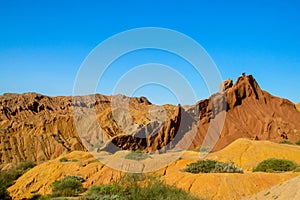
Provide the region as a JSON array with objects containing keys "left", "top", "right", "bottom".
[{"left": 1, "top": 75, "right": 300, "bottom": 167}]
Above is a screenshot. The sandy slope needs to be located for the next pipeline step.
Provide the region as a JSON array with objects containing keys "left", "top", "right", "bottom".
[
  {"left": 243, "top": 175, "right": 300, "bottom": 200},
  {"left": 8, "top": 139, "right": 300, "bottom": 200},
  {"left": 206, "top": 138, "right": 300, "bottom": 171}
]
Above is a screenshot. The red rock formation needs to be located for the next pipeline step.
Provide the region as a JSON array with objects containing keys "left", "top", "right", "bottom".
[
  {"left": 190, "top": 75, "right": 300, "bottom": 151},
  {"left": 1, "top": 75, "right": 300, "bottom": 167}
]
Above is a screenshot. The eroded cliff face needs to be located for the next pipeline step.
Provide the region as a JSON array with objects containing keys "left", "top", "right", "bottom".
[
  {"left": 189, "top": 75, "right": 300, "bottom": 151},
  {"left": 1, "top": 75, "right": 300, "bottom": 167},
  {"left": 0, "top": 93, "right": 168, "bottom": 167}
]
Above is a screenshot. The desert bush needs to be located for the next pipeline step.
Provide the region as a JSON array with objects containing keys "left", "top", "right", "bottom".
[
  {"left": 15, "top": 161, "right": 36, "bottom": 171},
  {"left": 184, "top": 160, "right": 243, "bottom": 174},
  {"left": 253, "top": 158, "right": 297, "bottom": 172},
  {"left": 51, "top": 176, "right": 85, "bottom": 197},
  {"left": 296, "top": 140, "right": 300, "bottom": 146},
  {"left": 59, "top": 157, "right": 69, "bottom": 162},
  {"left": 124, "top": 150, "right": 149, "bottom": 161},
  {"left": 84, "top": 174, "right": 200, "bottom": 200},
  {"left": 85, "top": 185, "right": 122, "bottom": 200},
  {"left": 0, "top": 161, "right": 36, "bottom": 199}
]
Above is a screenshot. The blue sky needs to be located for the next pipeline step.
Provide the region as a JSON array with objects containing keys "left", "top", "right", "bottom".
[{"left": 0, "top": 0, "right": 300, "bottom": 105}]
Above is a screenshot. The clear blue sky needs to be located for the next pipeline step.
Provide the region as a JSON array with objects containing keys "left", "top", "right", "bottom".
[{"left": 0, "top": 0, "right": 300, "bottom": 105}]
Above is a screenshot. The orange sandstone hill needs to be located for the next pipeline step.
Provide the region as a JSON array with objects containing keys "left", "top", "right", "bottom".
[{"left": 1, "top": 75, "right": 300, "bottom": 167}]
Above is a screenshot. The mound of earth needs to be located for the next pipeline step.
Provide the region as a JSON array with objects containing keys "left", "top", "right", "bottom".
[
  {"left": 7, "top": 139, "right": 300, "bottom": 200},
  {"left": 1, "top": 75, "right": 300, "bottom": 168},
  {"left": 244, "top": 175, "right": 300, "bottom": 200},
  {"left": 206, "top": 138, "right": 300, "bottom": 171}
]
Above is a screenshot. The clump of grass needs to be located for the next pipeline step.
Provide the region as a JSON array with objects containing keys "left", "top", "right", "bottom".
[
  {"left": 51, "top": 176, "right": 85, "bottom": 197},
  {"left": 59, "top": 157, "right": 69, "bottom": 162},
  {"left": 253, "top": 158, "right": 297, "bottom": 173},
  {"left": 184, "top": 160, "right": 243, "bottom": 174},
  {"left": 83, "top": 174, "right": 201, "bottom": 200},
  {"left": 296, "top": 140, "right": 300, "bottom": 146},
  {"left": 59, "top": 157, "right": 78, "bottom": 162},
  {"left": 124, "top": 150, "right": 149, "bottom": 161}
]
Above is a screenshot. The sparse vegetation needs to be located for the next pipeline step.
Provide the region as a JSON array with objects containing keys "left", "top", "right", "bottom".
[
  {"left": 0, "top": 161, "right": 36, "bottom": 199},
  {"left": 59, "top": 157, "right": 69, "bottom": 162},
  {"left": 296, "top": 140, "right": 300, "bottom": 146},
  {"left": 279, "top": 140, "right": 293, "bottom": 145},
  {"left": 51, "top": 176, "right": 85, "bottom": 197},
  {"left": 253, "top": 158, "right": 297, "bottom": 173},
  {"left": 194, "top": 146, "right": 211, "bottom": 152},
  {"left": 83, "top": 174, "right": 200, "bottom": 200},
  {"left": 124, "top": 150, "right": 149, "bottom": 161},
  {"left": 184, "top": 160, "right": 243, "bottom": 174},
  {"left": 58, "top": 157, "right": 78, "bottom": 162}
]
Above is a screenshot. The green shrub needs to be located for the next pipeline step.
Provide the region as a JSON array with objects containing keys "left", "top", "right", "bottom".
[
  {"left": 124, "top": 151, "right": 149, "bottom": 161},
  {"left": 84, "top": 174, "right": 200, "bottom": 200},
  {"left": 0, "top": 161, "right": 36, "bottom": 199},
  {"left": 15, "top": 161, "right": 36, "bottom": 171},
  {"left": 253, "top": 158, "right": 297, "bottom": 172},
  {"left": 51, "top": 176, "right": 85, "bottom": 197},
  {"left": 85, "top": 184, "right": 122, "bottom": 199},
  {"left": 279, "top": 140, "right": 293, "bottom": 145},
  {"left": 59, "top": 157, "right": 69, "bottom": 162},
  {"left": 28, "top": 194, "right": 51, "bottom": 200},
  {"left": 184, "top": 160, "right": 243, "bottom": 174},
  {"left": 296, "top": 140, "right": 300, "bottom": 146},
  {"left": 0, "top": 185, "right": 11, "bottom": 200}
]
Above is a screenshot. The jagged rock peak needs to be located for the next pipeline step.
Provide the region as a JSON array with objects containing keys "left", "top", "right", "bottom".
[
  {"left": 220, "top": 79, "right": 233, "bottom": 93},
  {"left": 224, "top": 74, "right": 265, "bottom": 109},
  {"left": 231, "top": 74, "right": 262, "bottom": 97}
]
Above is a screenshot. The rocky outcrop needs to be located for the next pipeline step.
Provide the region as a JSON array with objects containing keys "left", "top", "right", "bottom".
[
  {"left": 101, "top": 105, "right": 196, "bottom": 153},
  {"left": 188, "top": 75, "right": 300, "bottom": 151},
  {"left": 0, "top": 92, "right": 162, "bottom": 168},
  {"left": 220, "top": 78, "right": 233, "bottom": 93}
]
